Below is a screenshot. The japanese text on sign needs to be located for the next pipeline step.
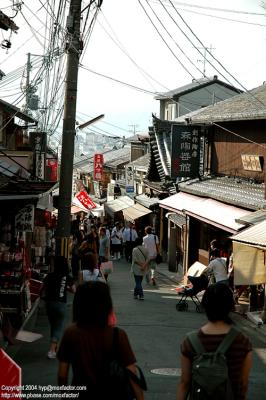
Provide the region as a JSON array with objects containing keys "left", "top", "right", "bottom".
[
  {"left": 93, "top": 153, "right": 104, "bottom": 181},
  {"left": 76, "top": 191, "right": 96, "bottom": 209},
  {"left": 171, "top": 125, "right": 200, "bottom": 178}
]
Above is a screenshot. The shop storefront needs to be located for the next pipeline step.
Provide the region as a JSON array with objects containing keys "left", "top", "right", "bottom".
[{"left": 0, "top": 182, "right": 55, "bottom": 341}]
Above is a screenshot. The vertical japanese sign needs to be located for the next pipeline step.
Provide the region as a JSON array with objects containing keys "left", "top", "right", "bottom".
[
  {"left": 30, "top": 131, "right": 47, "bottom": 180},
  {"left": 126, "top": 166, "right": 134, "bottom": 193},
  {"left": 171, "top": 124, "right": 200, "bottom": 178},
  {"left": 15, "top": 204, "right": 34, "bottom": 232},
  {"left": 93, "top": 153, "right": 104, "bottom": 181}
]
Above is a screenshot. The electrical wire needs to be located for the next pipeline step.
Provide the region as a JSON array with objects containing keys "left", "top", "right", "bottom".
[
  {"left": 165, "top": 0, "right": 266, "bottom": 108},
  {"left": 158, "top": 0, "right": 266, "bottom": 16}
]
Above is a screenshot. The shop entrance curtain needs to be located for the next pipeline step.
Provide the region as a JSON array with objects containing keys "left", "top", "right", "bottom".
[{"left": 233, "top": 242, "right": 266, "bottom": 285}]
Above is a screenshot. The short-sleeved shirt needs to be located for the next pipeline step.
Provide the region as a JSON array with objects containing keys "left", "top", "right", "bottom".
[
  {"left": 43, "top": 273, "right": 74, "bottom": 303},
  {"left": 132, "top": 245, "right": 149, "bottom": 276},
  {"left": 57, "top": 324, "right": 136, "bottom": 386},
  {"left": 99, "top": 235, "right": 110, "bottom": 257},
  {"left": 81, "top": 268, "right": 101, "bottom": 282},
  {"left": 181, "top": 328, "right": 252, "bottom": 400},
  {"left": 143, "top": 234, "right": 159, "bottom": 258},
  {"left": 206, "top": 257, "right": 228, "bottom": 282}
]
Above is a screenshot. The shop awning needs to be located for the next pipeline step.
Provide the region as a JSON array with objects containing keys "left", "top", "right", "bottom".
[
  {"left": 160, "top": 192, "right": 247, "bottom": 233},
  {"left": 104, "top": 196, "right": 134, "bottom": 217},
  {"left": 123, "top": 203, "right": 152, "bottom": 222},
  {"left": 231, "top": 219, "right": 266, "bottom": 248}
]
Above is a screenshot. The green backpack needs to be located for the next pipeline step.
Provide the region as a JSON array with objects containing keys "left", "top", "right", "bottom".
[{"left": 187, "top": 327, "right": 239, "bottom": 400}]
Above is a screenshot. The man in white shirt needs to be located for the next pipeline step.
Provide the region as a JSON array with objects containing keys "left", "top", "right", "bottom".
[
  {"left": 111, "top": 222, "right": 123, "bottom": 260},
  {"left": 122, "top": 222, "right": 138, "bottom": 262},
  {"left": 206, "top": 248, "right": 229, "bottom": 285},
  {"left": 142, "top": 226, "right": 160, "bottom": 286}
]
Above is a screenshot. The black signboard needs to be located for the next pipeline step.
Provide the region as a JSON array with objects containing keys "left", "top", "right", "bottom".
[{"left": 171, "top": 124, "right": 200, "bottom": 178}]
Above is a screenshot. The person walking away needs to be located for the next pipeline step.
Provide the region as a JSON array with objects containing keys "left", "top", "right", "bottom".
[
  {"left": 176, "top": 283, "right": 252, "bottom": 400},
  {"left": 142, "top": 226, "right": 159, "bottom": 286},
  {"left": 79, "top": 225, "right": 99, "bottom": 265},
  {"left": 111, "top": 222, "right": 123, "bottom": 260},
  {"left": 57, "top": 281, "right": 145, "bottom": 400},
  {"left": 42, "top": 256, "right": 75, "bottom": 359},
  {"left": 123, "top": 221, "right": 138, "bottom": 263},
  {"left": 206, "top": 248, "right": 229, "bottom": 285},
  {"left": 78, "top": 253, "right": 105, "bottom": 284},
  {"left": 99, "top": 227, "right": 110, "bottom": 281},
  {"left": 131, "top": 238, "right": 149, "bottom": 300}
]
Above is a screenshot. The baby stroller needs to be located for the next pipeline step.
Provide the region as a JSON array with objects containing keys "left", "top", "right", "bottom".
[{"left": 176, "top": 262, "right": 209, "bottom": 313}]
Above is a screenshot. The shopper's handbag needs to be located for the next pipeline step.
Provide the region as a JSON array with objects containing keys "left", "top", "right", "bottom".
[
  {"left": 155, "top": 253, "right": 162, "bottom": 264},
  {"left": 154, "top": 235, "right": 162, "bottom": 264},
  {"left": 107, "top": 327, "right": 147, "bottom": 399},
  {"left": 100, "top": 260, "right": 114, "bottom": 275}
]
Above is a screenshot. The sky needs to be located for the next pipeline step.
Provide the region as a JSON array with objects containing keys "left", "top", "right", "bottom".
[{"left": 0, "top": 0, "right": 266, "bottom": 142}]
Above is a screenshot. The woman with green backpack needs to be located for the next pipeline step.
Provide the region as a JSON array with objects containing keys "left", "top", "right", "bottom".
[{"left": 176, "top": 283, "right": 252, "bottom": 400}]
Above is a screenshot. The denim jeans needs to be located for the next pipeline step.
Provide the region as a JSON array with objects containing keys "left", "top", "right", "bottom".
[
  {"left": 45, "top": 301, "right": 67, "bottom": 343},
  {"left": 134, "top": 275, "right": 144, "bottom": 297}
]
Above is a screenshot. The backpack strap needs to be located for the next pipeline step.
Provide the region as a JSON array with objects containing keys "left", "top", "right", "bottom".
[
  {"left": 186, "top": 331, "right": 206, "bottom": 354},
  {"left": 187, "top": 327, "right": 239, "bottom": 355},
  {"left": 215, "top": 327, "right": 239, "bottom": 355}
]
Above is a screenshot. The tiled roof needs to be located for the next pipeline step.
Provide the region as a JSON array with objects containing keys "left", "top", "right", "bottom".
[
  {"left": 178, "top": 176, "right": 266, "bottom": 211},
  {"left": 127, "top": 153, "right": 150, "bottom": 170},
  {"left": 78, "top": 146, "right": 131, "bottom": 172},
  {"left": 155, "top": 76, "right": 241, "bottom": 100},
  {"left": 235, "top": 209, "right": 266, "bottom": 226},
  {"left": 191, "top": 84, "right": 266, "bottom": 123},
  {"left": 0, "top": 98, "right": 36, "bottom": 123},
  {"left": 145, "top": 116, "right": 176, "bottom": 195},
  {"left": 135, "top": 194, "right": 160, "bottom": 209}
]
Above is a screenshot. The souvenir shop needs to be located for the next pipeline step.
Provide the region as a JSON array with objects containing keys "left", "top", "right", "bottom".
[{"left": 0, "top": 187, "right": 55, "bottom": 340}]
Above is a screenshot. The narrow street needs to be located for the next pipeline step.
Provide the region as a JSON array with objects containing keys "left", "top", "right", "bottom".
[{"left": 9, "top": 259, "right": 266, "bottom": 399}]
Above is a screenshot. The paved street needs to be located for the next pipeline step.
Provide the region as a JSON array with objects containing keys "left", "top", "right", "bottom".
[{"left": 9, "top": 259, "right": 266, "bottom": 399}]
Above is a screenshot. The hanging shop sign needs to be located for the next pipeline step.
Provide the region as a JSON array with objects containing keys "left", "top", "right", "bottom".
[
  {"left": 76, "top": 190, "right": 96, "bottom": 209},
  {"left": 93, "top": 180, "right": 101, "bottom": 198},
  {"left": 30, "top": 131, "right": 47, "bottom": 180},
  {"left": 93, "top": 153, "right": 104, "bottom": 181},
  {"left": 15, "top": 204, "right": 34, "bottom": 232},
  {"left": 241, "top": 154, "right": 263, "bottom": 172},
  {"left": 126, "top": 166, "right": 134, "bottom": 193},
  {"left": 171, "top": 124, "right": 200, "bottom": 179},
  {"left": 107, "top": 182, "right": 115, "bottom": 201}
]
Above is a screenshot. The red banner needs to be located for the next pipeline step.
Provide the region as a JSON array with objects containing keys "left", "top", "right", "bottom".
[
  {"left": 0, "top": 349, "right": 21, "bottom": 398},
  {"left": 46, "top": 158, "right": 58, "bottom": 181},
  {"left": 93, "top": 153, "right": 104, "bottom": 181},
  {"left": 76, "top": 191, "right": 96, "bottom": 209}
]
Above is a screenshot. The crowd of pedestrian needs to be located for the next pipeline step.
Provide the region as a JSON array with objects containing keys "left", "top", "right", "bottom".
[{"left": 40, "top": 220, "right": 252, "bottom": 399}]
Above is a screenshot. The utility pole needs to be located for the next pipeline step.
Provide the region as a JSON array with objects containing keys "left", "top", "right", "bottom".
[
  {"left": 25, "top": 53, "right": 31, "bottom": 112},
  {"left": 56, "top": 0, "right": 82, "bottom": 257}
]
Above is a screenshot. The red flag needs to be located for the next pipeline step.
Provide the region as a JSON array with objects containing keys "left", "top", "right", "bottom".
[
  {"left": 0, "top": 349, "right": 21, "bottom": 398},
  {"left": 76, "top": 191, "right": 96, "bottom": 209}
]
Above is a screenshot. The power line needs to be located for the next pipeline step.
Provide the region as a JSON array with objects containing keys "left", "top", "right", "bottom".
[{"left": 157, "top": 0, "right": 266, "bottom": 16}]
